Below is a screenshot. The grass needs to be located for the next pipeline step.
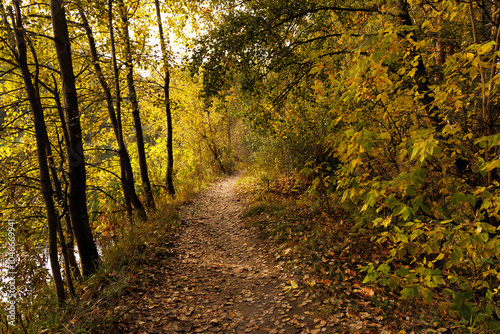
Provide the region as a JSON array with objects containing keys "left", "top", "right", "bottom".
[{"left": 28, "top": 207, "right": 179, "bottom": 333}]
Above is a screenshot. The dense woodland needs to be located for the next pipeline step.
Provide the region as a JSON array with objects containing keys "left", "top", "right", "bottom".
[{"left": 1, "top": 0, "right": 500, "bottom": 332}]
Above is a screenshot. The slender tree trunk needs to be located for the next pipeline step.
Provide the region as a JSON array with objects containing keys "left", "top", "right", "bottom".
[
  {"left": 10, "top": 0, "right": 66, "bottom": 302},
  {"left": 117, "top": 0, "right": 156, "bottom": 209},
  {"left": 27, "top": 25, "right": 77, "bottom": 296},
  {"left": 50, "top": 75, "right": 82, "bottom": 279},
  {"left": 164, "top": 72, "right": 175, "bottom": 194},
  {"left": 40, "top": 123, "right": 76, "bottom": 295},
  {"left": 434, "top": 2, "right": 445, "bottom": 83},
  {"left": 154, "top": 0, "right": 175, "bottom": 195},
  {"left": 44, "top": 138, "right": 76, "bottom": 297},
  {"left": 37, "top": 73, "right": 82, "bottom": 279},
  {"left": 34, "top": 62, "right": 82, "bottom": 279},
  {"left": 107, "top": 0, "right": 147, "bottom": 220},
  {"left": 49, "top": 0, "right": 99, "bottom": 276},
  {"left": 79, "top": 8, "right": 131, "bottom": 217},
  {"left": 226, "top": 107, "right": 233, "bottom": 174}
]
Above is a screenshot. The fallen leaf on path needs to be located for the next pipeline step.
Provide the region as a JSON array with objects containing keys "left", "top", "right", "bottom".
[
  {"left": 353, "top": 287, "right": 374, "bottom": 297},
  {"left": 282, "top": 279, "right": 299, "bottom": 293}
]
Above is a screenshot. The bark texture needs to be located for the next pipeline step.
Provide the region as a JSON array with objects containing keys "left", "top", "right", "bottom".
[
  {"left": 11, "top": 0, "right": 66, "bottom": 301},
  {"left": 50, "top": 0, "right": 99, "bottom": 276},
  {"left": 154, "top": 0, "right": 175, "bottom": 195}
]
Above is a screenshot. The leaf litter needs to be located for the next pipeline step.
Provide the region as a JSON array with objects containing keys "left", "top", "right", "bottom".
[
  {"left": 87, "top": 174, "right": 461, "bottom": 333},
  {"left": 237, "top": 176, "right": 462, "bottom": 333},
  {"left": 108, "top": 175, "right": 332, "bottom": 333}
]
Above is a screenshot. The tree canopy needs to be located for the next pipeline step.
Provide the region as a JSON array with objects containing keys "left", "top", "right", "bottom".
[
  {"left": 193, "top": 0, "right": 500, "bottom": 327},
  {"left": 1, "top": 0, "right": 500, "bottom": 331}
]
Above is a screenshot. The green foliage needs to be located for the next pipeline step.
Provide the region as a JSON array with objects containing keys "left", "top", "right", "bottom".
[{"left": 196, "top": 0, "right": 500, "bottom": 330}]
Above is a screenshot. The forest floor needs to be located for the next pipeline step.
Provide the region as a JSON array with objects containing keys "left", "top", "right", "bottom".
[
  {"left": 110, "top": 175, "right": 325, "bottom": 333},
  {"left": 99, "top": 174, "right": 457, "bottom": 334}
]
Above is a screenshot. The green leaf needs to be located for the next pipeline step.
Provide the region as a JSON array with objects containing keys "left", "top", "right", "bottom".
[
  {"left": 486, "top": 289, "right": 494, "bottom": 301},
  {"left": 396, "top": 267, "right": 410, "bottom": 277},
  {"left": 401, "top": 286, "right": 416, "bottom": 299},
  {"left": 451, "top": 246, "right": 463, "bottom": 265},
  {"left": 378, "top": 263, "right": 390, "bottom": 276}
]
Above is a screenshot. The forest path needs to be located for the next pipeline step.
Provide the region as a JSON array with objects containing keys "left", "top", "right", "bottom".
[{"left": 116, "top": 175, "right": 324, "bottom": 334}]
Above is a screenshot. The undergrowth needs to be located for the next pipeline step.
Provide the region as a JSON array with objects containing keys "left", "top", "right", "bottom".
[
  {"left": 237, "top": 171, "right": 481, "bottom": 333},
  {"left": 27, "top": 207, "right": 179, "bottom": 334},
  {"left": 1, "top": 176, "right": 217, "bottom": 334}
]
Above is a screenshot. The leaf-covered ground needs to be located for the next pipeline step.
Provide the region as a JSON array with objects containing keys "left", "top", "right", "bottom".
[
  {"left": 90, "top": 174, "right": 462, "bottom": 333},
  {"left": 237, "top": 175, "right": 465, "bottom": 333},
  {"left": 103, "top": 175, "right": 329, "bottom": 333}
]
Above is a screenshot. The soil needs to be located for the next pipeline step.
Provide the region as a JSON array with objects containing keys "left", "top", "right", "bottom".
[{"left": 114, "top": 175, "right": 327, "bottom": 333}]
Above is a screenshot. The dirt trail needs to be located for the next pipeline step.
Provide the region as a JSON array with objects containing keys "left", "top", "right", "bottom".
[{"left": 117, "top": 175, "right": 323, "bottom": 333}]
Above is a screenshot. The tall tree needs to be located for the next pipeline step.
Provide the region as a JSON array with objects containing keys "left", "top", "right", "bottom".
[
  {"left": 41, "top": 73, "right": 82, "bottom": 280},
  {"left": 107, "top": 0, "right": 147, "bottom": 220},
  {"left": 154, "top": 0, "right": 175, "bottom": 195},
  {"left": 9, "top": 0, "right": 65, "bottom": 302},
  {"left": 76, "top": 3, "right": 147, "bottom": 221},
  {"left": 118, "top": 0, "right": 156, "bottom": 208},
  {"left": 49, "top": 0, "right": 99, "bottom": 275}
]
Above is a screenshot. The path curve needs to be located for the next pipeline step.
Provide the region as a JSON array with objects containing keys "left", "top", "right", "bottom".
[{"left": 118, "top": 175, "right": 323, "bottom": 334}]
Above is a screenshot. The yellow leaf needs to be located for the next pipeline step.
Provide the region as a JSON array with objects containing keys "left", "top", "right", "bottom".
[
  {"left": 408, "top": 67, "right": 417, "bottom": 77},
  {"left": 380, "top": 93, "right": 388, "bottom": 104},
  {"left": 379, "top": 132, "right": 391, "bottom": 140}
]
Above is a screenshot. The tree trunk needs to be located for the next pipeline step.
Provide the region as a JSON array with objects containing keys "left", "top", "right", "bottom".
[
  {"left": 10, "top": 0, "right": 66, "bottom": 302},
  {"left": 49, "top": 0, "right": 99, "bottom": 276},
  {"left": 32, "top": 66, "right": 82, "bottom": 279},
  {"left": 154, "top": 0, "right": 175, "bottom": 195},
  {"left": 49, "top": 74, "right": 82, "bottom": 279},
  {"left": 107, "top": 0, "right": 147, "bottom": 220},
  {"left": 43, "top": 134, "right": 76, "bottom": 296},
  {"left": 118, "top": 0, "right": 156, "bottom": 209},
  {"left": 28, "top": 28, "right": 77, "bottom": 296},
  {"left": 164, "top": 71, "right": 176, "bottom": 194},
  {"left": 43, "top": 132, "right": 76, "bottom": 296}
]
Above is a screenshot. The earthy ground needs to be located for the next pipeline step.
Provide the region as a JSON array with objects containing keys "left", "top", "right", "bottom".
[{"left": 114, "top": 175, "right": 329, "bottom": 334}]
